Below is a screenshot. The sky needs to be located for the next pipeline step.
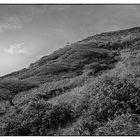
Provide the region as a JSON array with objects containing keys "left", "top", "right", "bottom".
[{"left": 0, "top": 5, "right": 140, "bottom": 76}]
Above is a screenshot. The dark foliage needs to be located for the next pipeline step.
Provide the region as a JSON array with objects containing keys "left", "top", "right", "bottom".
[
  {"left": 65, "top": 75, "right": 140, "bottom": 136},
  {"left": 88, "top": 76, "right": 140, "bottom": 121},
  {"left": 0, "top": 101, "right": 81, "bottom": 136},
  {"left": 95, "top": 114, "right": 140, "bottom": 136},
  {"left": 0, "top": 79, "right": 38, "bottom": 105}
]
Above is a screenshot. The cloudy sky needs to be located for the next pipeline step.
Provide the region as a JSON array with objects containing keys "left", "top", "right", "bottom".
[{"left": 0, "top": 5, "right": 140, "bottom": 76}]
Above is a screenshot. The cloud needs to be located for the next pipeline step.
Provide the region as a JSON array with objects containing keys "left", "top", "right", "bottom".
[
  {"left": 0, "top": 15, "right": 33, "bottom": 33},
  {"left": 30, "top": 5, "right": 71, "bottom": 16},
  {"left": 0, "top": 17, "right": 22, "bottom": 32},
  {"left": 0, "top": 5, "right": 71, "bottom": 33},
  {"left": 4, "top": 42, "right": 31, "bottom": 55}
]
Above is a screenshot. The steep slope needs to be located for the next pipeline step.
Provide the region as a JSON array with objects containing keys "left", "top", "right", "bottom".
[
  {"left": 1, "top": 27, "right": 140, "bottom": 136},
  {"left": 2, "top": 27, "right": 140, "bottom": 83},
  {"left": 0, "top": 43, "right": 119, "bottom": 84}
]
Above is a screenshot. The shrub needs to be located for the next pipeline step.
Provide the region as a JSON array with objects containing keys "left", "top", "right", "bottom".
[
  {"left": 39, "top": 102, "right": 79, "bottom": 135},
  {"left": 0, "top": 79, "right": 39, "bottom": 105},
  {"left": 63, "top": 75, "right": 140, "bottom": 136},
  {"left": 88, "top": 76, "right": 140, "bottom": 121},
  {"left": 1, "top": 101, "right": 79, "bottom": 136},
  {"left": 0, "top": 88, "right": 11, "bottom": 101},
  {"left": 95, "top": 114, "right": 140, "bottom": 136},
  {"left": 62, "top": 116, "right": 101, "bottom": 136},
  {"left": 1, "top": 100, "right": 53, "bottom": 136}
]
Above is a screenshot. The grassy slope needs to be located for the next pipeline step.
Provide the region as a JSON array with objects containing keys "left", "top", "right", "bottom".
[{"left": 1, "top": 27, "right": 140, "bottom": 135}]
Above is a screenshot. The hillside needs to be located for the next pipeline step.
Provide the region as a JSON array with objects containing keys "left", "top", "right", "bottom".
[
  {"left": 1, "top": 27, "right": 140, "bottom": 135},
  {"left": 0, "top": 42, "right": 119, "bottom": 84},
  {"left": 2, "top": 27, "right": 140, "bottom": 82}
]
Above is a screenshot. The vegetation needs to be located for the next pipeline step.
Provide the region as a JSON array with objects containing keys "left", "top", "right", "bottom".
[
  {"left": 1, "top": 27, "right": 140, "bottom": 135},
  {"left": 0, "top": 101, "right": 82, "bottom": 136},
  {"left": 0, "top": 79, "right": 38, "bottom": 105}
]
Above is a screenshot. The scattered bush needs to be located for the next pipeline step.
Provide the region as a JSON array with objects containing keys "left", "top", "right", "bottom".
[
  {"left": 0, "top": 79, "right": 39, "bottom": 105},
  {"left": 63, "top": 75, "right": 140, "bottom": 136},
  {"left": 0, "top": 100, "right": 52, "bottom": 136},
  {"left": 88, "top": 76, "right": 140, "bottom": 121},
  {"left": 0, "top": 101, "right": 80, "bottom": 136},
  {"left": 1, "top": 74, "right": 140, "bottom": 136},
  {"left": 37, "top": 102, "right": 81, "bottom": 135},
  {"left": 61, "top": 115, "right": 102, "bottom": 136},
  {"left": 95, "top": 114, "right": 140, "bottom": 136}
]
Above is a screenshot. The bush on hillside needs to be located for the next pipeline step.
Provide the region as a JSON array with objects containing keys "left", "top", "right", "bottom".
[
  {"left": 95, "top": 114, "right": 140, "bottom": 136},
  {"left": 0, "top": 101, "right": 53, "bottom": 136},
  {"left": 0, "top": 88, "right": 11, "bottom": 101},
  {"left": 64, "top": 75, "right": 140, "bottom": 136},
  {"left": 0, "top": 79, "right": 39, "bottom": 105},
  {"left": 39, "top": 102, "right": 80, "bottom": 135},
  {"left": 0, "top": 101, "right": 80, "bottom": 136},
  {"left": 88, "top": 76, "right": 140, "bottom": 121},
  {"left": 1, "top": 75, "right": 140, "bottom": 136},
  {"left": 61, "top": 114, "right": 102, "bottom": 136}
]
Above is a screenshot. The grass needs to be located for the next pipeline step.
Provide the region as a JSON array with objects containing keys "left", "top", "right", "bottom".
[
  {"left": 3, "top": 73, "right": 139, "bottom": 136},
  {"left": 95, "top": 114, "right": 140, "bottom": 136},
  {"left": 1, "top": 27, "right": 140, "bottom": 136},
  {"left": 0, "top": 79, "right": 38, "bottom": 105}
]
